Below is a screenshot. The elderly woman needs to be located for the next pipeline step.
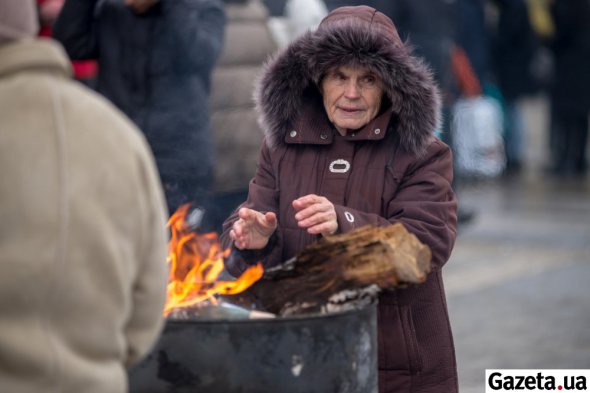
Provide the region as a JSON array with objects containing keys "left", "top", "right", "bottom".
[{"left": 221, "top": 5, "right": 458, "bottom": 393}]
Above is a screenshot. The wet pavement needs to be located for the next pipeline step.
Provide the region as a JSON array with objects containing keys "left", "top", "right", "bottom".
[{"left": 444, "top": 150, "right": 590, "bottom": 390}]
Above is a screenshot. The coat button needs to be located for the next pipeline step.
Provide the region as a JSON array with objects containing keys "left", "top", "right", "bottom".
[
  {"left": 374, "top": 128, "right": 381, "bottom": 135},
  {"left": 344, "top": 211, "right": 355, "bottom": 223},
  {"left": 329, "top": 159, "right": 351, "bottom": 173},
  {"left": 290, "top": 130, "right": 297, "bottom": 138},
  {"left": 320, "top": 133, "right": 328, "bottom": 140}
]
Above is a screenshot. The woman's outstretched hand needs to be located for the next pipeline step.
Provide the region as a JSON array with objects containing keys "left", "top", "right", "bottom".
[
  {"left": 293, "top": 194, "right": 338, "bottom": 237},
  {"left": 229, "top": 208, "right": 277, "bottom": 250}
]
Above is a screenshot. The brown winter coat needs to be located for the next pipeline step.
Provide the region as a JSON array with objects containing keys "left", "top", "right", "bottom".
[{"left": 221, "top": 6, "right": 458, "bottom": 393}]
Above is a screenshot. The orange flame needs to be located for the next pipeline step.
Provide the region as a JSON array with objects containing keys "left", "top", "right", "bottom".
[{"left": 164, "top": 204, "right": 263, "bottom": 316}]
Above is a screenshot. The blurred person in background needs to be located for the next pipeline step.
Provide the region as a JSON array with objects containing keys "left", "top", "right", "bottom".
[
  {"left": 53, "top": 0, "right": 226, "bottom": 228},
  {"left": 264, "top": 0, "right": 327, "bottom": 48},
  {"left": 36, "top": 0, "right": 98, "bottom": 88},
  {"left": 489, "top": 0, "right": 541, "bottom": 175},
  {"left": 374, "top": 0, "right": 460, "bottom": 108},
  {"left": 208, "top": 0, "right": 278, "bottom": 232},
  {"left": 221, "top": 5, "right": 458, "bottom": 392},
  {"left": 547, "top": 0, "right": 590, "bottom": 176},
  {"left": 456, "top": 0, "right": 490, "bottom": 89},
  {"left": 366, "top": 0, "right": 479, "bottom": 225},
  {"left": 0, "top": 0, "right": 169, "bottom": 391}
]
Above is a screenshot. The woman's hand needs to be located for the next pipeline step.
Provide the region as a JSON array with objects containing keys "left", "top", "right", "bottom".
[
  {"left": 293, "top": 194, "right": 338, "bottom": 237},
  {"left": 229, "top": 208, "right": 277, "bottom": 250}
]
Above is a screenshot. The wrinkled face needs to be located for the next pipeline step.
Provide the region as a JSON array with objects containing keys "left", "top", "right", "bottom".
[{"left": 320, "top": 65, "right": 384, "bottom": 136}]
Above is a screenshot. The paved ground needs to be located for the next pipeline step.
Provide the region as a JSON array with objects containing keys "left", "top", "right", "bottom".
[{"left": 444, "top": 96, "right": 590, "bottom": 392}]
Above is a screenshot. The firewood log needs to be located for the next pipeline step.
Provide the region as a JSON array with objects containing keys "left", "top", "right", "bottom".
[{"left": 240, "top": 223, "right": 432, "bottom": 315}]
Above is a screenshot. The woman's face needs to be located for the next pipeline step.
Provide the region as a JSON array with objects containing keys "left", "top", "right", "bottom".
[{"left": 320, "top": 65, "right": 384, "bottom": 136}]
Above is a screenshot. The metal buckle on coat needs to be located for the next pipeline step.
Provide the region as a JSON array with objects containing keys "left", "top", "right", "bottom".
[{"left": 329, "top": 159, "right": 351, "bottom": 173}]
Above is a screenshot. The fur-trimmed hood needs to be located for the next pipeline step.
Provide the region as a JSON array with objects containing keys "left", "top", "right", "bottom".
[{"left": 255, "top": 5, "right": 441, "bottom": 155}]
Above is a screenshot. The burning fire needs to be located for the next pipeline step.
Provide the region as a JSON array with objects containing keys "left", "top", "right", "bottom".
[{"left": 164, "top": 204, "right": 263, "bottom": 316}]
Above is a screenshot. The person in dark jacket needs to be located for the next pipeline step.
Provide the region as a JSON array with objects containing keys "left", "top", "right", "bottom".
[
  {"left": 53, "top": 0, "right": 226, "bottom": 221},
  {"left": 548, "top": 0, "right": 590, "bottom": 175},
  {"left": 37, "top": 0, "right": 98, "bottom": 87},
  {"left": 220, "top": 6, "right": 458, "bottom": 393},
  {"left": 490, "top": 0, "right": 541, "bottom": 173},
  {"left": 456, "top": 0, "right": 490, "bottom": 86}
]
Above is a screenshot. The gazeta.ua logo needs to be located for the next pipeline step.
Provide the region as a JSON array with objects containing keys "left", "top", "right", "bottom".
[{"left": 486, "top": 370, "right": 589, "bottom": 392}]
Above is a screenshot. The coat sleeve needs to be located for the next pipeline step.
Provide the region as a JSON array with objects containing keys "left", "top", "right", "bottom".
[
  {"left": 52, "top": 0, "right": 99, "bottom": 60},
  {"left": 164, "top": 0, "right": 226, "bottom": 72},
  {"left": 334, "top": 139, "right": 457, "bottom": 271},
  {"left": 220, "top": 139, "right": 284, "bottom": 277},
  {"left": 124, "top": 143, "right": 169, "bottom": 368}
]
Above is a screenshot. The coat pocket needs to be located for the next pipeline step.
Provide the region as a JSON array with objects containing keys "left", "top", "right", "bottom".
[{"left": 377, "top": 303, "right": 423, "bottom": 374}]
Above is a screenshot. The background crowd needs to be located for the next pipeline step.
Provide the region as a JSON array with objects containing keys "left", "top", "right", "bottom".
[{"left": 32, "top": 0, "right": 590, "bottom": 231}]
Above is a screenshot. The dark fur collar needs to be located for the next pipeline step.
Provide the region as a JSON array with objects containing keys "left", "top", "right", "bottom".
[{"left": 255, "top": 6, "right": 441, "bottom": 155}]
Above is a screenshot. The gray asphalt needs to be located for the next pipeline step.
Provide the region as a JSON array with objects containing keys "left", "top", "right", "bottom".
[{"left": 444, "top": 143, "right": 590, "bottom": 391}]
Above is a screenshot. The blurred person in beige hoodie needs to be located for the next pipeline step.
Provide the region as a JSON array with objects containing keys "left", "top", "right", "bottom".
[{"left": 0, "top": 0, "right": 169, "bottom": 392}]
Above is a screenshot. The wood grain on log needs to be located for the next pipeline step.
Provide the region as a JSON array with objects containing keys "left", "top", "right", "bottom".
[{"left": 241, "top": 224, "right": 432, "bottom": 315}]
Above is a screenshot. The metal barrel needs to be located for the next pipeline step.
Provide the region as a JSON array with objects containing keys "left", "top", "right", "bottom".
[{"left": 129, "top": 302, "right": 377, "bottom": 393}]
